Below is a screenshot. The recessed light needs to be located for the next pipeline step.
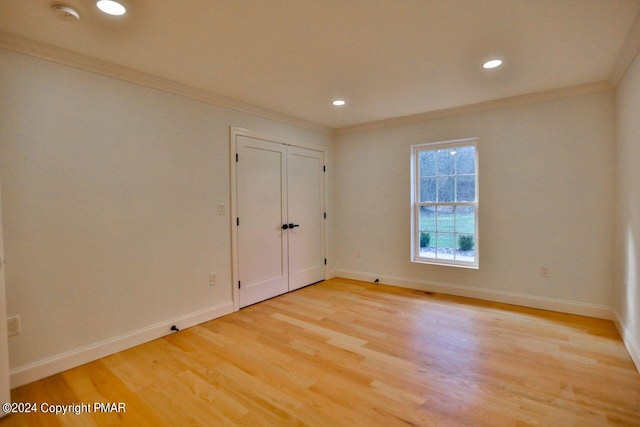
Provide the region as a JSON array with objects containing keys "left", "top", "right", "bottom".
[
  {"left": 96, "top": 0, "right": 126, "bottom": 16},
  {"left": 483, "top": 59, "right": 503, "bottom": 69},
  {"left": 332, "top": 100, "right": 346, "bottom": 106}
]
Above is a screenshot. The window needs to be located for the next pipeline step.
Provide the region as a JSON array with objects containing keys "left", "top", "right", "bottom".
[{"left": 411, "top": 139, "right": 478, "bottom": 268}]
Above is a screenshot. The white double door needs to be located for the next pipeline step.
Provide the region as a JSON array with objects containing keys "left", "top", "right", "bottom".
[{"left": 235, "top": 135, "right": 325, "bottom": 308}]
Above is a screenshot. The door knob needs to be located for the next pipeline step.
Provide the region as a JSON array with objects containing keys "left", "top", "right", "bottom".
[
  {"left": 282, "top": 224, "right": 289, "bottom": 229},
  {"left": 288, "top": 223, "right": 300, "bottom": 228}
]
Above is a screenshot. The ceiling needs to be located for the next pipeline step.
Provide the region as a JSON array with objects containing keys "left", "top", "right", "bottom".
[{"left": 1, "top": 0, "right": 639, "bottom": 129}]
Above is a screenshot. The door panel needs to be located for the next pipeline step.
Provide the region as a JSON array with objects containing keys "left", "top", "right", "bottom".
[
  {"left": 237, "top": 136, "right": 288, "bottom": 308},
  {"left": 287, "top": 147, "right": 325, "bottom": 290}
]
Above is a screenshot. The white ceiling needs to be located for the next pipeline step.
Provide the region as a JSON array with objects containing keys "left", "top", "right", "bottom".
[{"left": 1, "top": 0, "right": 639, "bottom": 129}]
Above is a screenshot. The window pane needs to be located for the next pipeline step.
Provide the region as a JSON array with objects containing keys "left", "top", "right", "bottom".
[
  {"left": 419, "top": 242, "right": 436, "bottom": 259},
  {"left": 419, "top": 151, "right": 436, "bottom": 177},
  {"left": 455, "top": 206, "right": 475, "bottom": 234},
  {"left": 437, "top": 176, "right": 454, "bottom": 202},
  {"left": 436, "top": 233, "right": 454, "bottom": 260},
  {"left": 436, "top": 205, "right": 454, "bottom": 232},
  {"left": 437, "top": 149, "right": 455, "bottom": 175},
  {"left": 419, "top": 178, "right": 436, "bottom": 202},
  {"left": 456, "top": 234, "right": 475, "bottom": 262},
  {"left": 419, "top": 206, "right": 436, "bottom": 231},
  {"left": 456, "top": 175, "right": 475, "bottom": 202},
  {"left": 455, "top": 146, "right": 475, "bottom": 174}
]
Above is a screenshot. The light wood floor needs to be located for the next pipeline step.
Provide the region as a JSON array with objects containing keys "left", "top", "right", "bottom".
[{"left": 1, "top": 277, "right": 639, "bottom": 426}]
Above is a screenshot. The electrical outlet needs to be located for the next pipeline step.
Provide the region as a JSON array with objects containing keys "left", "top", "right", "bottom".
[
  {"left": 217, "top": 203, "right": 225, "bottom": 215},
  {"left": 209, "top": 273, "right": 217, "bottom": 287},
  {"left": 540, "top": 266, "right": 550, "bottom": 279},
  {"left": 7, "top": 316, "right": 20, "bottom": 337}
]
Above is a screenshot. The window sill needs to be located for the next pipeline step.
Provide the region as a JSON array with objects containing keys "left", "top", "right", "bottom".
[{"left": 411, "top": 258, "right": 479, "bottom": 269}]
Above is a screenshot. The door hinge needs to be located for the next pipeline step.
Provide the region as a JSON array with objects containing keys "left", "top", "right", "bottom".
[
  {"left": 237, "top": 217, "right": 239, "bottom": 226},
  {"left": 324, "top": 258, "right": 327, "bottom": 265},
  {"left": 324, "top": 212, "right": 327, "bottom": 219},
  {"left": 323, "top": 165, "right": 326, "bottom": 172},
  {"left": 236, "top": 153, "right": 239, "bottom": 162},
  {"left": 238, "top": 281, "right": 241, "bottom": 289}
]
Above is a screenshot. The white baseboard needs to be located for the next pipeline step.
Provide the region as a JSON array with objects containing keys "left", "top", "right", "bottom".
[
  {"left": 331, "top": 269, "right": 613, "bottom": 320},
  {"left": 10, "top": 301, "right": 234, "bottom": 388},
  {"left": 613, "top": 309, "right": 640, "bottom": 373}
]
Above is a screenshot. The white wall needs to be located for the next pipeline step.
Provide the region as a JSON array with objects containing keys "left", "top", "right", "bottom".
[
  {"left": 0, "top": 49, "right": 332, "bottom": 385},
  {"left": 332, "top": 91, "right": 616, "bottom": 316},
  {"left": 614, "top": 52, "right": 640, "bottom": 369}
]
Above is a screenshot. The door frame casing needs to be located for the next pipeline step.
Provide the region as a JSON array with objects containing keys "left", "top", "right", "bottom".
[
  {"left": 229, "top": 127, "right": 327, "bottom": 311},
  {"left": 0, "top": 175, "right": 10, "bottom": 411}
]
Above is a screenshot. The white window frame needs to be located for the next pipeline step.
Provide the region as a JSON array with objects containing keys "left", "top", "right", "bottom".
[{"left": 410, "top": 138, "right": 479, "bottom": 268}]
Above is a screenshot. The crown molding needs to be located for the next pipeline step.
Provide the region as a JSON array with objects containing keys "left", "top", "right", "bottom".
[
  {"left": 0, "top": 31, "right": 332, "bottom": 136},
  {"left": 609, "top": 10, "right": 640, "bottom": 87},
  {"left": 334, "top": 80, "right": 614, "bottom": 136}
]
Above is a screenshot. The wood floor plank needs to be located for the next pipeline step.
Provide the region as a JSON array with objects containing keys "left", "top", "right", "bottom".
[
  {"left": 61, "top": 361, "right": 166, "bottom": 427},
  {"left": 2, "top": 278, "right": 639, "bottom": 426}
]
